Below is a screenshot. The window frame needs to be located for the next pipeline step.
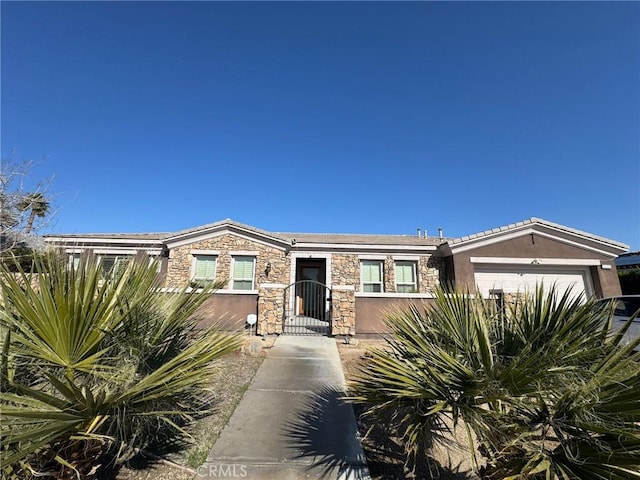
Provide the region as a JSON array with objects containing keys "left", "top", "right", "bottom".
[
  {"left": 231, "top": 256, "right": 256, "bottom": 291},
  {"left": 98, "top": 254, "right": 133, "bottom": 279},
  {"left": 68, "top": 253, "right": 81, "bottom": 270},
  {"left": 191, "top": 254, "right": 218, "bottom": 283},
  {"left": 361, "top": 259, "right": 384, "bottom": 293},
  {"left": 148, "top": 255, "right": 162, "bottom": 273},
  {"left": 395, "top": 260, "right": 418, "bottom": 293}
]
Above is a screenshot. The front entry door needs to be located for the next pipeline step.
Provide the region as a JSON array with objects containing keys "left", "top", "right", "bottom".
[
  {"left": 283, "top": 258, "right": 331, "bottom": 335},
  {"left": 296, "top": 260, "right": 326, "bottom": 319}
]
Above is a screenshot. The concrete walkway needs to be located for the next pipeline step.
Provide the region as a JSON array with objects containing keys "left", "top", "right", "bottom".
[{"left": 199, "top": 336, "right": 370, "bottom": 479}]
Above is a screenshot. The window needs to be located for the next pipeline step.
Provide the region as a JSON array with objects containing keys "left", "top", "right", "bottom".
[
  {"left": 232, "top": 256, "right": 255, "bottom": 290},
  {"left": 99, "top": 255, "right": 132, "bottom": 278},
  {"left": 69, "top": 253, "right": 81, "bottom": 270},
  {"left": 361, "top": 260, "right": 384, "bottom": 293},
  {"left": 149, "top": 255, "right": 162, "bottom": 273},
  {"left": 395, "top": 261, "right": 417, "bottom": 293},
  {"left": 192, "top": 255, "right": 217, "bottom": 282}
]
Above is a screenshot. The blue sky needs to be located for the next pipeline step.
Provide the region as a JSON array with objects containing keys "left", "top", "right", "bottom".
[{"left": 2, "top": 1, "right": 639, "bottom": 249}]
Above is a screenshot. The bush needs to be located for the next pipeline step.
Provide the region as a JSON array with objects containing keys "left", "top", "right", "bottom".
[
  {"left": 0, "top": 253, "right": 240, "bottom": 479},
  {"left": 619, "top": 268, "right": 640, "bottom": 295},
  {"left": 349, "top": 287, "right": 640, "bottom": 479}
]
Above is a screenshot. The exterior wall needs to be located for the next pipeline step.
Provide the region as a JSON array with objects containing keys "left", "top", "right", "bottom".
[
  {"left": 331, "top": 253, "right": 443, "bottom": 293},
  {"left": 258, "top": 284, "right": 285, "bottom": 335},
  {"left": 47, "top": 220, "right": 627, "bottom": 338},
  {"left": 443, "top": 255, "right": 456, "bottom": 288},
  {"left": 355, "top": 297, "right": 436, "bottom": 334},
  {"left": 165, "top": 234, "right": 290, "bottom": 289},
  {"left": 598, "top": 265, "right": 622, "bottom": 298},
  {"left": 331, "top": 252, "right": 443, "bottom": 335},
  {"left": 196, "top": 293, "right": 258, "bottom": 330},
  {"left": 418, "top": 256, "right": 444, "bottom": 293},
  {"left": 450, "top": 233, "right": 621, "bottom": 298},
  {"left": 332, "top": 254, "right": 359, "bottom": 287},
  {"left": 332, "top": 287, "right": 356, "bottom": 335},
  {"left": 156, "top": 255, "right": 169, "bottom": 285},
  {"left": 162, "top": 234, "right": 290, "bottom": 331}
]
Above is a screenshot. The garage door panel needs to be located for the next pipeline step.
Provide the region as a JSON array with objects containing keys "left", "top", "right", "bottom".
[{"left": 474, "top": 267, "right": 590, "bottom": 302}]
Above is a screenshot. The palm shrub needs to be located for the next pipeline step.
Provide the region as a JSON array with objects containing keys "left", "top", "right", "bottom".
[
  {"left": 349, "top": 287, "right": 640, "bottom": 479},
  {"left": 0, "top": 252, "right": 241, "bottom": 479}
]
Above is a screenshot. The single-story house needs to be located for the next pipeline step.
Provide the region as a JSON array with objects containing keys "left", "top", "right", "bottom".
[{"left": 44, "top": 217, "right": 628, "bottom": 336}]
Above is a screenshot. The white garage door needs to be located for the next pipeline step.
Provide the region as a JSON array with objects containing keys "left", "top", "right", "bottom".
[{"left": 474, "top": 266, "right": 592, "bottom": 302}]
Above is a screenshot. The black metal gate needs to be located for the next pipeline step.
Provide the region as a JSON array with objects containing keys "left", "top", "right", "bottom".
[{"left": 282, "top": 280, "right": 332, "bottom": 335}]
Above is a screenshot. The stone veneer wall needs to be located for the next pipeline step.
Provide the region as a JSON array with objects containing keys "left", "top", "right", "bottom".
[
  {"left": 418, "top": 256, "right": 444, "bottom": 293},
  {"left": 331, "top": 287, "right": 355, "bottom": 335},
  {"left": 164, "top": 234, "right": 290, "bottom": 289},
  {"left": 163, "top": 238, "right": 444, "bottom": 335},
  {"left": 330, "top": 253, "right": 444, "bottom": 335},
  {"left": 258, "top": 285, "right": 285, "bottom": 335},
  {"left": 332, "top": 254, "right": 360, "bottom": 287},
  {"left": 331, "top": 253, "right": 443, "bottom": 293}
]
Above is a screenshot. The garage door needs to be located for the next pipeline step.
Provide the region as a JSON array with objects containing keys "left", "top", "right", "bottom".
[{"left": 474, "top": 266, "right": 592, "bottom": 302}]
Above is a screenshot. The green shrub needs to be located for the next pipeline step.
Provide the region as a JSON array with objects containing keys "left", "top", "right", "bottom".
[
  {"left": 0, "top": 253, "right": 240, "bottom": 479},
  {"left": 349, "top": 287, "right": 640, "bottom": 479},
  {"left": 619, "top": 268, "right": 640, "bottom": 295}
]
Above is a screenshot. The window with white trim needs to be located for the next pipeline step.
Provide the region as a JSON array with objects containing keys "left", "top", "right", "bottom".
[
  {"left": 395, "top": 260, "right": 418, "bottom": 293},
  {"left": 232, "top": 256, "right": 255, "bottom": 290},
  {"left": 149, "top": 255, "right": 162, "bottom": 273},
  {"left": 69, "top": 253, "right": 81, "bottom": 270},
  {"left": 361, "top": 260, "right": 384, "bottom": 293},
  {"left": 192, "top": 255, "right": 217, "bottom": 282},
  {"left": 98, "top": 255, "right": 132, "bottom": 278}
]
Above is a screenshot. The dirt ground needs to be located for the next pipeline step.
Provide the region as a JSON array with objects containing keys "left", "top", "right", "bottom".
[
  {"left": 113, "top": 336, "right": 476, "bottom": 480},
  {"left": 113, "top": 337, "right": 274, "bottom": 480},
  {"left": 337, "top": 338, "right": 478, "bottom": 480}
]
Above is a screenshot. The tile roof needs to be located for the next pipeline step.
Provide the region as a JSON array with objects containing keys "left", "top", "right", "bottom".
[
  {"left": 271, "top": 231, "right": 446, "bottom": 246},
  {"left": 44, "top": 218, "right": 447, "bottom": 246},
  {"left": 43, "top": 217, "right": 627, "bottom": 251},
  {"left": 166, "top": 218, "right": 286, "bottom": 243},
  {"left": 448, "top": 217, "right": 628, "bottom": 249},
  {"left": 44, "top": 232, "right": 168, "bottom": 242}
]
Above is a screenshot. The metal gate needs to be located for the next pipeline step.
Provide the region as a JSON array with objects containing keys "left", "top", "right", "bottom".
[{"left": 282, "top": 280, "right": 332, "bottom": 335}]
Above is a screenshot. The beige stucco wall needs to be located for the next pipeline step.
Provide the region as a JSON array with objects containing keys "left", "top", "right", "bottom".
[
  {"left": 196, "top": 293, "right": 258, "bottom": 331},
  {"left": 355, "top": 297, "right": 436, "bottom": 334}
]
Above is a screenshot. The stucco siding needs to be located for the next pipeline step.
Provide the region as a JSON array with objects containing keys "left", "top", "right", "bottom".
[
  {"left": 195, "top": 293, "right": 258, "bottom": 330},
  {"left": 355, "top": 297, "right": 436, "bottom": 334},
  {"left": 450, "top": 233, "right": 620, "bottom": 298}
]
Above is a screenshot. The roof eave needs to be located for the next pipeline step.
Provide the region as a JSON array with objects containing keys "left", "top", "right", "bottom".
[
  {"left": 164, "top": 220, "right": 290, "bottom": 249},
  {"left": 446, "top": 218, "right": 628, "bottom": 257}
]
